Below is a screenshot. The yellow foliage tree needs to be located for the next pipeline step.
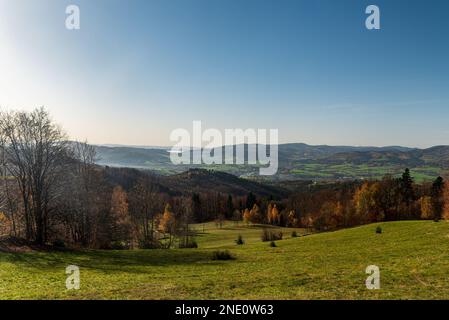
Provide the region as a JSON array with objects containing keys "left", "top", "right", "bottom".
[
  {"left": 159, "top": 204, "right": 176, "bottom": 233},
  {"left": 353, "top": 182, "right": 378, "bottom": 223},
  {"left": 243, "top": 208, "right": 251, "bottom": 225},
  {"left": 271, "top": 204, "right": 280, "bottom": 225},
  {"left": 0, "top": 212, "right": 9, "bottom": 236},
  {"left": 249, "top": 203, "right": 261, "bottom": 224},
  {"left": 267, "top": 203, "right": 273, "bottom": 224},
  {"left": 110, "top": 185, "right": 132, "bottom": 243},
  {"left": 442, "top": 180, "right": 449, "bottom": 220},
  {"left": 419, "top": 196, "right": 433, "bottom": 219},
  {"left": 158, "top": 204, "right": 177, "bottom": 248}
]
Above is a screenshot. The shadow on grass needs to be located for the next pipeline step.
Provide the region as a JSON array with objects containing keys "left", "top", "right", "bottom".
[{"left": 1, "top": 249, "right": 220, "bottom": 274}]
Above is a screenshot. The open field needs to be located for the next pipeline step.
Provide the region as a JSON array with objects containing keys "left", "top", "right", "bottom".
[
  {"left": 289, "top": 163, "right": 442, "bottom": 182},
  {"left": 1, "top": 221, "right": 449, "bottom": 299}
]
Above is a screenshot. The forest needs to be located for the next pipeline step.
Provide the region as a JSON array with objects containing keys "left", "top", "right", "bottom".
[{"left": 0, "top": 108, "right": 448, "bottom": 250}]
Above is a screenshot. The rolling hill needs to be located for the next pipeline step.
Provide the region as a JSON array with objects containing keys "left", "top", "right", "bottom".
[
  {"left": 1, "top": 220, "right": 448, "bottom": 299},
  {"left": 95, "top": 143, "right": 449, "bottom": 181},
  {"left": 164, "top": 169, "right": 288, "bottom": 198},
  {"left": 103, "top": 167, "right": 289, "bottom": 198}
]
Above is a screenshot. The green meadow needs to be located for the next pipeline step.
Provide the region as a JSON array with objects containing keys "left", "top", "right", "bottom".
[
  {"left": 290, "top": 164, "right": 441, "bottom": 182},
  {"left": 1, "top": 220, "right": 448, "bottom": 300}
]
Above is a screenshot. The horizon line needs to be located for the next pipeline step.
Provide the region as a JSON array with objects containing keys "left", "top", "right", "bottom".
[{"left": 93, "top": 142, "right": 449, "bottom": 150}]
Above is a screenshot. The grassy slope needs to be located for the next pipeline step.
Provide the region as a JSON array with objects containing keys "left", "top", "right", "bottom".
[{"left": 1, "top": 220, "right": 449, "bottom": 300}]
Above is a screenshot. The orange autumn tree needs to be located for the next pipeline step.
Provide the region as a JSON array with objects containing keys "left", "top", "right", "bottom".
[
  {"left": 270, "top": 204, "right": 280, "bottom": 225},
  {"left": 267, "top": 203, "right": 280, "bottom": 225},
  {"left": 267, "top": 203, "right": 273, "bottom": 224},
  {"left": 243, "top": 208, "right": 251, "bottom": 225},
  {"left": 110, "top": 185, "right": 133, "bottom": 247},
  {"left": 159, "top": 204, "right": 177, "bottom": 248},
  {"left": 442, "top": 179, "right": 449, "bottom": 220},
  {"left": 316, "top": 201, "right": 341, "bottom": 230},
  {"left": 419, "top": 196, "right": 433, "bottom": 220},
  {"left": 0, "top": 212, "right": 10, "bottom": 236},
  {"left": 353, "top": 182, "right": 379, "bottom": 223},
  {"left": 249, "top": 203, "right": 262, "bottom": 224}
]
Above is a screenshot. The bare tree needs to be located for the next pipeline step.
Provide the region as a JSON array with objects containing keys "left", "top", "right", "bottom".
[
  {"left": 0, "top": 107, "right": 70, "bottom": 244},
  {"left": 57, "top": 141, "right": 106, "bottom": 246},
  {"left": 128, "top": 176, "right": 162, "bottom": 247}
]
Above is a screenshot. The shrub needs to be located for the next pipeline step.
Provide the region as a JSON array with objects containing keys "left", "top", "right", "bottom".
[
  {"left": 291, "top": 231, "right": 298, "bottom": 238},
  {"left": 434, "top": 218, "right": 440, "bottom": 222},
  {"left": 189, "top": 240, "right": 199, "bottom": 248},
  {"left": 376, "top": 226, "right": 382, "bottom": 234},
  {"left": 110, "top": 240, "right": 130, "bottom": 250},
  {"left": 179, "top": 239, "right": 198, "bottom": 249},
  {"left": 52, "top": 239, "right": 65, "bottom": 248},
  {"left": 212, "top": 250, "right": 235, "bottom": 260},
  {"left": 270, "top": 241, "right": 277, "bottom": 247},
  {"left": 261, "top": 229, "right": 283, "bottom": 242},
  {"left": 235, "top": 235, "right": 244, "bottom": 245},
  {"left": 138, "top": 239, "right": 162, "bottom": 249}
]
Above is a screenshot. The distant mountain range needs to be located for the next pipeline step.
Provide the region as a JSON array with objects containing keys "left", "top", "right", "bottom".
[{"left": 95, "top": 143, "right": 449, "bottom": 182}]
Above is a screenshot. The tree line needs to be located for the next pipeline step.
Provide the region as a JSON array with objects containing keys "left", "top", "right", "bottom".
[{"left": 0, "top": 108, "right": 448, "bottom": 249}]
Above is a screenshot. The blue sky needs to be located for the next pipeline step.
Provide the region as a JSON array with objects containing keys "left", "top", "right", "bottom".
[{"left": 0, "top": 0, "right": 448, "bottom": 147}]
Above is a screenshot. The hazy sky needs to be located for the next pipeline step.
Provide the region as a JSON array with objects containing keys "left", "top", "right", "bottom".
[{"left": 0, "top": 0, "right": 448, "bottom": 148}]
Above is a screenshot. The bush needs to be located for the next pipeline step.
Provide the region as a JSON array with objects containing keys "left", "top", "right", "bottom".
[
  {"left": 270, "top": 241, "right": 277, "bottom": 247},
  {"left": 52, "top": 239, "right": 65, "bottom": 248},
  {"left": 179, "top": 239, "right": 198, "bottom": 249},
  {"left": 235, "top": 235, "right": 244, "bottom": 245},
  {"left": 138, "top": 239, "right": 162, "bottom": 249},
  {"left": 291, "top": 231, "right": 298, "bottom": 238},
  {"left": 212, "top": 250, "right": 235, "bottom": 260},
  {"left": 110, "top": 241, "right": 130, "bottom": 250},
  {"left": 376, "top": 226, "right": 382, "bottom": 234},
  {"left": 434, "top": 218, "right": 440, "bottom": 222},
  {"left": 261, "top": 229, "right": 283, "bottom": 242}
]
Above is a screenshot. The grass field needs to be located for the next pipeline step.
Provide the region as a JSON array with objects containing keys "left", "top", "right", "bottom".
[
  {"left": 289, "top": 163, "right": 441, "bottom": 182},
  {"left": 1, "top": 220, "right": 449, "bottom": 300}
]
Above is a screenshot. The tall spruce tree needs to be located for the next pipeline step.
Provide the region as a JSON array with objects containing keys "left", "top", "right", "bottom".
[
  {"left": 431, "top": 176, "right": 444, "bottom": 220},
  {"left": 191, "top": 193, "right": 202, "bottom": 222},
  {"left": 246, "top": 192, "right": 256, "bottom": 210},
  {"left": 226, "top": 194, "right": 234, "bottom": 219},
  {"left": 400, "top": 168, "right": 415, "bottom": 206}
]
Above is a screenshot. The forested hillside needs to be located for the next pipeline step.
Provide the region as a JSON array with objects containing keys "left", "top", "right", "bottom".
[{"left": 1, "top": 108, "right": 449, "bottom": 251}]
